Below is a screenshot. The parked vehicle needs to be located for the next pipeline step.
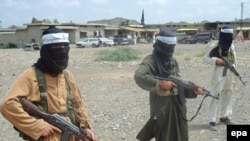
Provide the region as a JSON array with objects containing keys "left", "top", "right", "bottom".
[
  {"left": 112, "top": 36, "right": 130, "bottom": 45},
  {"left": 177, "top": 33, "right": 210, "bottom": 44},
  {"left": 196, "top": 32, "right": 211, "bottom": 43},
  {"left": 76, "top": 38, "right": 100, "bottom": 48},
  {"left": 98, "top": 38, "right": 114, "bottom": 46},
  {"left": 177, "top": 36, "right": 191, "bottom": 44},
  {"left": 175, "top": 32, "right": 187, "bottom": 41},
  {"left": 185, "top": 36, "right": 199, "bottom": 44},
  {"left": 24, "top": 43, "right": 41, "bottom": 51}
]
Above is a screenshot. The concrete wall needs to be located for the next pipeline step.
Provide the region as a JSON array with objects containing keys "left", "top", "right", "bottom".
[
  {"left": 15, "top": 26, "right": 43, "bottom": 47},
  {"left": 0, "top": 33, "right": 16, "bottom": 45}
]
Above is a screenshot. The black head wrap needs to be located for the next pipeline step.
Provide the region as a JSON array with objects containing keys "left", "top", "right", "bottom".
[
  {"left": 218, "top": 26, "right": 233, "bottom": 56},
  {"left": 209, "top": 26, "right": 234, "bottom": 57},
  {"left": 153, "top": 29, "right": 176, "bottom": 61},
  {"left": 153, "top": 29, "right": 177, "bottom": 77},
  {"left": 34, "top": 25, "right": 70, "bottom": 76}
]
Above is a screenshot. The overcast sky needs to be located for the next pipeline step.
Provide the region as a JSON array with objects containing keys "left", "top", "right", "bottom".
[{"left": 1, "top": 0, "right": 250, "bottom": 28}]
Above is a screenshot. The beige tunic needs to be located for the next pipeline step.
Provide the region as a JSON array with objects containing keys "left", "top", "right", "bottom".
[{"left": 0, "top": 67, "right": 90, "bottom": 141}]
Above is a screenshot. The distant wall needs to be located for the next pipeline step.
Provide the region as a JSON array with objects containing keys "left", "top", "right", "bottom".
[{"left": 0, "top": 33, "right": 17, "bottom": 46}]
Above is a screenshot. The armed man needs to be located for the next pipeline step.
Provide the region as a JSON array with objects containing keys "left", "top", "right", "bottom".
[
  {"left": 203, "top": 26, "right": 239, "bottom": 131},
  {"left": 0, "top": 26, "right": 97, "bottom": 141},
  {"left": 134, "top": 29, "right": 204, "bottom": 141}
]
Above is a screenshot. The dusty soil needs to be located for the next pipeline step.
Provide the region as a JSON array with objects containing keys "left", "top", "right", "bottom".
[{"left": 0, "top": 41, "right": 250, "bottom": 141}]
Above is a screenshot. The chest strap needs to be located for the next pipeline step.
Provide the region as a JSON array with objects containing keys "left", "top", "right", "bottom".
[{"left": 34, "top": 67, "right": 71, "bottom": 114}]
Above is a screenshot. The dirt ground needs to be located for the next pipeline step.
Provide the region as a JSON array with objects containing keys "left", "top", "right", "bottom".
[{"left": 0, "top": 40, "right": 249, "bottom": 141}]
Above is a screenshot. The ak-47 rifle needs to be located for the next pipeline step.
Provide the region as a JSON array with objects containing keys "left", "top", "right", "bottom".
[
  {"left": 221, "top": 56, "right": 246, "bottom": 85},
  {"left": 154, "top": 75, "right": 219, "bottom": 104},
  {"left": 19, "top": 97, "right": 92, "bottom": 141},
  {"left": 154, "top": 75, "right": 219, "bottom": 121}
]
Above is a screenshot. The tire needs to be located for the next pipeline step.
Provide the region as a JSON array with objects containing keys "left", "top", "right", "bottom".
[
  {"left": 78, "top": 45, "right": 85, "bottom": 48},
  {"left": 92, "top": 44, "right": 96, "bottom": 47}
]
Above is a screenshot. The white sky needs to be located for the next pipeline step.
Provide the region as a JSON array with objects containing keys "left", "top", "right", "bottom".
[{"left": 0, "top": 0, "right": 250, "bottom": 28}]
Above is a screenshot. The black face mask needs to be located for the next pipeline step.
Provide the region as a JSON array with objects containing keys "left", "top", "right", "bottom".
[
  {"left": 35, "top": 43, "right": 70, "bottom": 76},
  {"left": 153, "top": 41, "right": 175, "bottom": 61},
  {"left": 219, "top": 33, "right": 233, "bottom": 52},
  {"left": 47, "top": 45, "right": 69, "bottom": 69}
]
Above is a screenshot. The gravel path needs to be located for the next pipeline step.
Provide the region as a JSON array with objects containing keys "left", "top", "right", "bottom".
[{"left": 0, "top": 41, "right": 249, "bottom": 141}]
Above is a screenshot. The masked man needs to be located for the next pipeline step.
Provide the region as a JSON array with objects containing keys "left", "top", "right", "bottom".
[
  {"left": 134, "top": 29, "right": 204, "bottom": 141},
  {"left": 0, "top": 26, "right": 97, "bottom": 141},
  {"left": 203, "top": 26, "right": 237, "bottom": 131}
]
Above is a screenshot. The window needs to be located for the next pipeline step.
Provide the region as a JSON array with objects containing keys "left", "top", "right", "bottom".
[{"left": 80, "top": 32, "right": 87, "bottom": 38}]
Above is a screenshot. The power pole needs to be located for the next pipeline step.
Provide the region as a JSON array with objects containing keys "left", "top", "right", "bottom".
[
  {"left": 237, "top": 2, "right": 244, "bottom": 42},
  {"left": 240, "top": 2, "right": 243, "bottom": 29}
]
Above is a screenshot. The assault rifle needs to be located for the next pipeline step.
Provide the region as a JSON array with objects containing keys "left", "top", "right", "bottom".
[
  {"left": 19, "top": 97, "right": 92, "bottom": 141},
  {"left": 154, "top": 75, "right": 219, "bottom": 104},
  {"left": 221, "top": 56, "right": 246, "bottom": 85},
  {"left": 155, "top": 75, "right": 220, "bottom": 121}
]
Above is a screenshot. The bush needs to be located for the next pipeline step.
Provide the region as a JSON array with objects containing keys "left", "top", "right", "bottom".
[
  {"left": 0, "top": 42, "right": 17, "bottom": 49},
  {"left": 95, "top": 47, "right": 141, "bottom": 62},
  {"left": 194, "top": 46, "right": 210, "bottom": 57}
]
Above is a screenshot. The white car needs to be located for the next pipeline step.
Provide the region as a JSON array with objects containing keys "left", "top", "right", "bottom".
[
  {"left": 76, "top": 38, "right": 100, "bottom": 48},
  {"left": 98, "top": 38, "right": 114, "bottom": 46}
]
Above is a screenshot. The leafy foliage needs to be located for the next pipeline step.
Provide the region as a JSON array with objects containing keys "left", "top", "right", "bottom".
[
  {"left": 119, "top": 20, "right": 130, "bottom": 26},
  {"left": 0, "top": 42, "right": 17, "bottom": 49},
  {"left": 95, "top": 47, "right": 141, "bottom": 62}
]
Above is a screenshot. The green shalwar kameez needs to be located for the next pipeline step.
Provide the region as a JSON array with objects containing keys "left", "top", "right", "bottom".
[{"left": 134, "top": 55, "right": 196, "bottom": 141}]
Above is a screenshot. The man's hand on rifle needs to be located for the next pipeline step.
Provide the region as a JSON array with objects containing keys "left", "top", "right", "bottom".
[
  {"left": 84, "top": 128, "right": 98, "bottom": 141},
  {"left": 41, "top": 124, "right": 61, "bottom": 137},
  {"left": 215, "top": 58, "right": 225, "bottom": 66},
  {"left": 159, "top": 80, "right": 177, "bottom": 91},
  {"left": 193, "top": 87, "right": 205, "bottom": 96}
]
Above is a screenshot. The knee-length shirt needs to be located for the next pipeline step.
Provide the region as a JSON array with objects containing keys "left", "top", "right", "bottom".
[
  {"left": 0, "top": 67, "right": 91, "bottom": 141},
  {"left": 203, "top": 43, "right": 238, "bottom": 93},
  {"left": 134, "top": 55, "right": 193, "bottom": 141}
]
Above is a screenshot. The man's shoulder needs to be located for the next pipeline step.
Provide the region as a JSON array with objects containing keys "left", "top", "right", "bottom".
[
  {"left": 63, "top": 70, "right": 73, "bottom": 76},
  {"left": 143, "top": 54, "right": 154, "bottom": 62},
  {"left": 63, "top": 70, "right": 75, "bottom": 80},
  {"left": 23, "top": 67, "right": 36, "bottom": 75},
  {"left": 16, "top": 67, "right": 37, "bottom": 81}
]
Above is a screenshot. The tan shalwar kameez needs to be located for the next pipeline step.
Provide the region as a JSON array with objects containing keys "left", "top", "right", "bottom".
[{"left": 0, "top": 67, "right": 91, "bottom": 141}]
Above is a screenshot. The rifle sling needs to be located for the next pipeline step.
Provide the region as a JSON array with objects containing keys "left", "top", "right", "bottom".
[{"left": 14, "top": 67, "right": 76, "bottom": 141}]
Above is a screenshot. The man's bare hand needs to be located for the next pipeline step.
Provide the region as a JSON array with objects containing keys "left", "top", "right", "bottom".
[
  {"left": 193, "top": 87, "right": 205, "bottom": 95},
  {"left": 85, "top": 128, "right": 98, "bottom": 141},
  {"left": 159, "top": 80, "right": 177, "bottom": 91},
  {"left": 216, "top": 58, "right": 225, "bottom": 66},
  {"left": 41, "top": 124, "right": 61, "bottom": 137}
]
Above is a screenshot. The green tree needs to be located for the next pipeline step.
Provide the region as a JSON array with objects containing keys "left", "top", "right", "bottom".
[
  {"left": 120, "top": 20, "right": 129, "bottom": 26},
  {"left": 141, "top": 9, "right": 145, "bottom": 25},
  {"left": 53, "top": 18, "right": 59, "bottom": 23},
  {"left": 9, "top": 25, "right": 19, "bottom": 29},
  {"left": 31, "top": 17, "right": 38, "bottom": 23}
]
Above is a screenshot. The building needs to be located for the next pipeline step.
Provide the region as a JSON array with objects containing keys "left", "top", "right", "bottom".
[
  {"left": 0, "top": 20, "right": 250, "bottom": 47},
  {"left": 145, "top": 21, "right": 250, "bottom": 40}
]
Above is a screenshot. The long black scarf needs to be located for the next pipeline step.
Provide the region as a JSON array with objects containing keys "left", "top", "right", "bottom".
[
  {"left": 153, "top": 51, "right": 172, "bottom": 77},
  {"left": 34, "top": 44, "right": 69, "bottom": 76}
]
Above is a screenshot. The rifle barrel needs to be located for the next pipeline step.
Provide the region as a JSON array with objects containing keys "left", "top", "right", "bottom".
[
  {"left": 221, "top": 57, "right": 246, "bottom": 85},
  {"left": 154, "top": 76, "right": 219, "bottom": 99}
]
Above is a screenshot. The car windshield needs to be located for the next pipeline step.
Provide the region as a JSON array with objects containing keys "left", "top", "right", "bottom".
[{"left": 100, "top": 38, "right": 108, "bottom": 41}]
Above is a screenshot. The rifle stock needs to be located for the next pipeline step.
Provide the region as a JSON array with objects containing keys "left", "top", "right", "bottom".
[
  {"left": 221, "top": 56, "right": 246, "bottom": 85},
  {"left": 19, "top": 97, "right": 91, "bottom": 141},
  {"left": 154, "top": 75, "right": 219, "bottom": 100}
]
